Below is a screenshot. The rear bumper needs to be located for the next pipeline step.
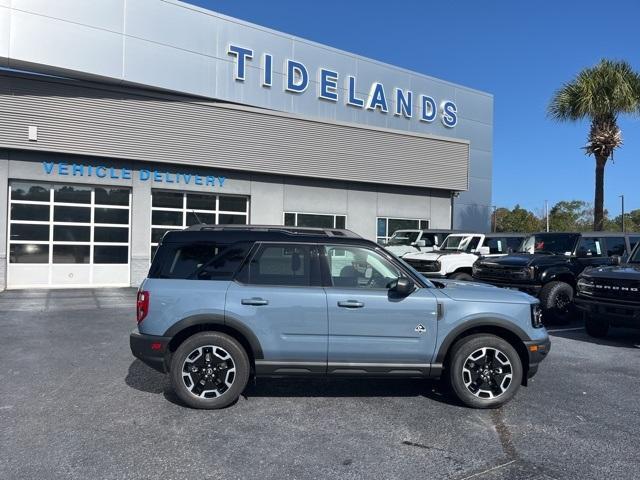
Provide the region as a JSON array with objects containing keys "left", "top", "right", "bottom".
[
  {"left": 129, "top": 328, "right": 171, "bottom": 373},
  {"left": 523, "top": 337, "right": 551, "bottom": 379},
  {"left": 575, "top": 296, "right": 640, "bottom": 327}
]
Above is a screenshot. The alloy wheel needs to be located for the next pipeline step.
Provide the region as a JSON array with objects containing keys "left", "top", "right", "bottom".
[
  {"left": 181, "top": 345, "right": 236, "bottom": 399},
  {"left": 461, "top": 347, "right": 513, "bottom": 399}
]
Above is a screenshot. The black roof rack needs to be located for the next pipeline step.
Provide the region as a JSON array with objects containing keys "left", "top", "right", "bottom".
[{"left": 185, "top": 224, "right": 361, "bottom": 238}]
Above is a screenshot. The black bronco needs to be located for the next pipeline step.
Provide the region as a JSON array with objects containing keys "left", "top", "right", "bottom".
[
  {"left": 472, "top": 232, "right": 634, "bottom": 323},
  {"left": 575, "top": 242, "right": 640, "bottom": 337}
]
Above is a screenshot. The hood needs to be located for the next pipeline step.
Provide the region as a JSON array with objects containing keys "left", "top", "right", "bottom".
[
  {"left": 404, "top": 250, "right": 466, "bottom": 261},
  {"left": 433, "top": 279, "right": 535, "bottom": 304},
  {"left": 581, "top": 263, "right": 640, "bottom": 280},
  {"left": 385, "top": 244, "right": 421, "bottom": 257},
  {"left": 478, "top": 253, "right": 569, "bottom": 268}
]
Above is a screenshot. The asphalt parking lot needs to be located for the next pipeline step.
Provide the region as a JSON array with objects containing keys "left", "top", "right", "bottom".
[{"left": 1, "top": 289, "right": 639, "bottom": 480}]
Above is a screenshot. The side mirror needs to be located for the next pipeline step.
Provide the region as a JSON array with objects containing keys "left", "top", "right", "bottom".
[
  {"left": 390, "top": 277, "right": 415, "bottom": 296},
  {"left": 413, "top": 240, "right": 426, "bottom": 248},
  {"left": 477, "top": 246, "right": 490, "bottom": 256},
  {"left": 611, "top": 255, "right": 622, "bottom": 266}
]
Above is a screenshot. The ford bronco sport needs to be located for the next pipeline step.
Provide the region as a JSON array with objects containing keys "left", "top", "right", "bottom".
[{"left": 130, "top": 225, "right": 549, "bottom": 409}]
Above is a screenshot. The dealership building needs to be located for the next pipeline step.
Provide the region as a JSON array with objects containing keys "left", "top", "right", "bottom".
[{"left": 0, "top": 0, "right": 493, "bottom": 289}]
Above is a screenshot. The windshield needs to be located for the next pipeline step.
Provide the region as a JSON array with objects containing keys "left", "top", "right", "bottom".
[
  {"left": 519, "top": 233, "right": 579, "bottom": 255},
  {"left": 630, "top": 245, "right": 640, "bottom": 263},
  {"left": 387, "top": 230, "right": 420, "bottom": 246},
  {"left": 440, "top": 235, "right": 479, "bottom": 252}
]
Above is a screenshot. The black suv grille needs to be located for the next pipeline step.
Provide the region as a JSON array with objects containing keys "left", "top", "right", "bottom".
[
  {"left": 405, "top": 259, "right": 440, "bottom": 272},
  {"left": 582, "top": 278, "right": 640, "bottom": 303},
  {"left": 474, "top": 265, "right": 530, "bottom": 282}
]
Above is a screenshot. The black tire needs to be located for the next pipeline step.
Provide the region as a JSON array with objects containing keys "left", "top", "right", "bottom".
[
  {"left": 539, "top": 281, "right": 575, "bottom": 324},
  {"left": 448, "top": 334, "right": 523, "bottom": 409},
  {"left": 584, "top": 313, "right": 609, "bottom": 338},
  {"left": 170, "top": 332, "right": 250, "bottom": 409},
  {"left": 450, "top": 272, "right": 474, "bottom": 281}
]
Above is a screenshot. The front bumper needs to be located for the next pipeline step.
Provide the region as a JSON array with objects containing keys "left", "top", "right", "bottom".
[
  {"left": 523, "top": 337, "right": 551, "bottom": 379},
  {"left": 130, "top": 328, "right": 172, "bottom": 373},
  {"left": 575, "top": 296, "right": 640, "bottom": 327}
]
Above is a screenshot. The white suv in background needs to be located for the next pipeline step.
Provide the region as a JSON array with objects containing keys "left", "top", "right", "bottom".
[
  {"left": 402, "top": 233, "right": 524, "bottom": 280},
  {"left": 384, "top": 229, "right": 455, "bottom": 258}
]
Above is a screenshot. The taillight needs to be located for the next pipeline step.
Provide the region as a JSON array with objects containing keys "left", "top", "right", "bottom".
[{"left": 137, "top": 290, "right": 149, "bottom": 324}]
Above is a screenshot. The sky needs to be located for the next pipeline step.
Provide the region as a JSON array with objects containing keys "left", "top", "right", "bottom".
[{"left": 185, "top": 0, "right": 640, "bottom": 217}]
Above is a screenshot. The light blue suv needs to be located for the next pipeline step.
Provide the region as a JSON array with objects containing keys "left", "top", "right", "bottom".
[{"left": 130, "top": 226, "right": 550, "bottom": 409}]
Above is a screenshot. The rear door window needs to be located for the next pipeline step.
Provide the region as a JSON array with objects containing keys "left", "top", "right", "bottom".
[
  {"left": 506, "top": 237, "right": 523, "bottom": 253},
  {"left": 605, "top": 237, "right": 627, "bottom": 256},
  {"left": 150, "top": 242, "right": 251, "bottom": 280},
  {"left": 240, "top": 244, "right": 319, "bottom": 286}
]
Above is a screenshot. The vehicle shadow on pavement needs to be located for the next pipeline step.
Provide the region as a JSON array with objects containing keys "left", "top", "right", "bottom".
[
  {"left": 549, "top": 326, "right": 640, "bottom": 349},
  {"left": 125, "top": 360, "right": 460, "bottom": 407}
]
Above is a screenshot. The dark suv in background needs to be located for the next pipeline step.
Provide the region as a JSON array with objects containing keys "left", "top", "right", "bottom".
[
  {"left": 575, "top": 242, "right": 640, "bottom": 337},
  {"left": 472, "top": 232, "right": 636, "bottom": 323}
]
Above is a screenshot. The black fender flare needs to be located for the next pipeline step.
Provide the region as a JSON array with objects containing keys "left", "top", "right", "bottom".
[
  {"left": 540, "top": 266, "right": 575, "bottom": 285},
  {"left": 434, "top": 318, "right": 530, "bottom": 366},
  {"left": 164, "top": 313, "right": 264, "bottom": 359}
]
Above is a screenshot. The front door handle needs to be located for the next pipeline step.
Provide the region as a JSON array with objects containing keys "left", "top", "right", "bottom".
[
  {"left": 241, "top": 298, "right": 269, "bottom": 306},
  {"left": 337, "top": 300, "right": 365, "bottom": 308}
]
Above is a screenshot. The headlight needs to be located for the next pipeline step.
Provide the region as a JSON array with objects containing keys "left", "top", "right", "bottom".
[
  {"left": 527, "top": 266, "right": 536, "bottom": 279},
  {"left": 531, "top": 303, "right": 543, "bottom": 328},
  {"left": 577, "top": 277, "right": 594, "bottom": 292}
]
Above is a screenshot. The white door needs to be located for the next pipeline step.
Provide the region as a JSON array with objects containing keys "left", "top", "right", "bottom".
[{"left": 7, "top": 181, "right": 131, "bottom": 288}]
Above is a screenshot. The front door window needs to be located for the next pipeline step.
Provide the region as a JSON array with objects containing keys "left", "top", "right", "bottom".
[{"left": 323, "top": 245, "right": 402, "bottom": 289}]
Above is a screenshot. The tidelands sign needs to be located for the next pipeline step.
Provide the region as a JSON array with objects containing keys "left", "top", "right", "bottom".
[
  {"left": 42, "top": 162, "right": 227, "bottom": 188},
  {"left": 227, "top": 44, "right": 458, "bottom": 128}
]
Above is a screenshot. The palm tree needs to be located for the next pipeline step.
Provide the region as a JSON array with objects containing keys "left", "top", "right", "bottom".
[{"left": 548, "top": 59, "right": 640, "bottom": 230}]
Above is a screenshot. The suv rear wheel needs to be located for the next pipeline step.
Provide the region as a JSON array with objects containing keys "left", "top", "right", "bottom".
[
  {"left": 170, "top": 332, "right": 250, "bottom": 409},
  {"left": 448, "top": 334, "right": 522, "bottom": 409},
  {"left": 539, "top": 281, "right": 574, "bottom": 324}
]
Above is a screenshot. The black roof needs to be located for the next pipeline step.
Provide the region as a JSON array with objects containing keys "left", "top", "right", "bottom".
[
  {"left": 485, "top": 232, "right": 526, "bottom": 238},
  {"left": 527, "top": 231, "right": 632, "bottom": 237},
  {"left": 161, "top": 224, "right": 372, "bottom": 245}
]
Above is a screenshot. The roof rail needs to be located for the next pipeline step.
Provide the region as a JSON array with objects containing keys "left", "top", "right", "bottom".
[{"left": 184, "top": 224, "right": 362, "bottom": 238}]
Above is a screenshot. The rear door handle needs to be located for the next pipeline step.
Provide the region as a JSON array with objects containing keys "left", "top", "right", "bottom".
[
  {"left": 337, "top": 300, "right": 365, "bottom": 308},
  {"left": 241, "top": 298, "right": 269, "bottom": 306}
]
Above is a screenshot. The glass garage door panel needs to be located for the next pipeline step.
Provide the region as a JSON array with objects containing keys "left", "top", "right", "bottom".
[
  {"left": 7, "top": 181, "right": 131, "bottom": 288},
  {"left": 150, "top": 191, "right": 249, "bottom": 259}
]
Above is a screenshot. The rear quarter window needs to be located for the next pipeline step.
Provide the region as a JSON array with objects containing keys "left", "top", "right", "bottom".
[{"left": 149, "top": 241, "right": 252, "bottom": 280}]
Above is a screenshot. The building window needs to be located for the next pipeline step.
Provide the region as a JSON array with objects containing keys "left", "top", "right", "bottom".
[
  {"left": 8, "top": 181, "right": 131, "bottom": 265},
  {"left": 377, "top": 217, "right": 429, "bottom": 244},
  {"left": 150, "top": 191, "right": 249, "bottom": 259},
  {"left": 283, "top": 212, "right": 346, "bottom": 229}
]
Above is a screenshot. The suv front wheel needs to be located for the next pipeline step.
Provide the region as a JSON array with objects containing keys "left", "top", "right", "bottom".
[
  {"left": 448, "top": 334, "right": 523, "bottom": 409},
  {"left": 539, "top": 281, "right": 574, "bottom": 324},
  {"left": 170, "top": 332, "right": 250, "bottom": 409}
]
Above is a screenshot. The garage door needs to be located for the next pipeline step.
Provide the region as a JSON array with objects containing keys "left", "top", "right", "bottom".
[
  {"left": 7, "top": 181, "right": 131, "bottom": 288},
  {"left": 150, "top": 190, "right": 249, "bottom": 259}
]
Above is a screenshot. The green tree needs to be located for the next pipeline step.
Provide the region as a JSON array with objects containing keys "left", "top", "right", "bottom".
[
  {"left": 548, "top": 200, "right": 587, "bottom": 231},
  {"left": 494, "top": 205, "right": 541, "bottom": 233},
  {"left": 548, "top": 59, "right": 640, "bottom": 231},
  {"left": 611, "top": 208, "right": 640, "bottom": 232}
]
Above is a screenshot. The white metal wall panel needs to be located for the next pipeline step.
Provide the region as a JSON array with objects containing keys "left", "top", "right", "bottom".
[{"left": 0, "top": 74, "right": 470, "bottom": 192}]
